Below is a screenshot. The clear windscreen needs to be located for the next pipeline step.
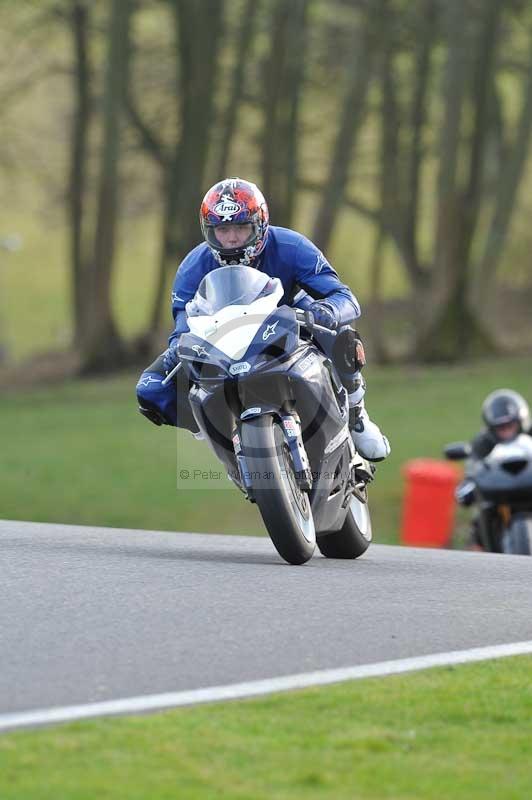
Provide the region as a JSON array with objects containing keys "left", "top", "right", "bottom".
[{"left": 186, "top": 266, "right": 277, "bottom": 317}]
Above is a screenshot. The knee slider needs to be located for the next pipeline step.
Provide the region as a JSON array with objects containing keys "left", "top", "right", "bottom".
[
  {"left": 332, "top": 328, "right": 366, "bottom": 373},
  {"left": 138, "top": 404, "right": 166, "bottom": 427}
]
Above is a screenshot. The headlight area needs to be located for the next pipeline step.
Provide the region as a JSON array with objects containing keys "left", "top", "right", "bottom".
[
  {"left": 253, "top": 335, "right": 289, "bottom": 370},
  {"left": 184, "top": 333, "right": 292, "bottom": 382},
  {"left": 186, "top": 358, "right": 228, "bottom": 382}
]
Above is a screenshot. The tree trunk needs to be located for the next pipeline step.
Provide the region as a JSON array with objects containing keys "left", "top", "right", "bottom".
[
  {"left": 312, "top": 7, "right": 377, "bottom": 252},
  {"left": 141, "top": 0, "right": 224, "bottom": 344},
  {"left": 476, "top": 36, "right": 532, "bottom": 306},
  {"left": 282, "top": 0, "right": 309, "bottom": 225},
  {"left": 215, "top": 0, "right": 258, "bottom": 179},
  {"left": 261, "top": 0, "right": 289, "bottom": 220},
  {"left": 416, "top": 1, "right": 501, "bottom": 361},
  {"left": 80, "top": 0, "right": 132, "bottom": 372},
  {"left": 366, "top": 227, "right": 391, "bottom": 364},
  {"left": 67, "top": 0, "right": 91, "bottom": 348},
  {"left": 403, "top": 0, "right": 437, "bottom": 280},
  {"left": 147, "top": 157, "right": 181, "bottom": 339},
  {"left": 261, "top": 0, "right": 309, "bottom": 227},
  {"left": 174, "top": 0, "right": 223, "bottom": 238},
  {"left": 413, "top": 1, "right": 470, "bottom": 359},
  {"left": 371, "top": 0, "right": 434, "bottom": 292}
]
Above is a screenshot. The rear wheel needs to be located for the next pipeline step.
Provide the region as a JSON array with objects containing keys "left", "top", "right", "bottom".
[
  {"left": 502, "top": 515, "right": 532, "bottom": 555},
  {"left": 240, "top": 416, "right": 315, "bottom": 565},
  {"left": 317, "top": 494, "right": 372, "bottom": 559}
]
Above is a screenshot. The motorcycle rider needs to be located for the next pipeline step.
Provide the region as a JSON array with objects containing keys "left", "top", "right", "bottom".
[
  {"left": 137, "top": 177, "right": 390, "bottom": 462},
  {"left": 457, "top": 389, "right": 532, "bottom": 548}
]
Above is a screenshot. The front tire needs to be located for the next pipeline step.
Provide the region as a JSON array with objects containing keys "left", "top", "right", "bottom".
[
  {"left": 240, "top": 416, "right": 315, "bottom": 565},
  {"left": 317, "top": 494, "right": 372, "bottom": 559},
  {"left": 502, "top": 515, "right": 532, "bottom": 555}
]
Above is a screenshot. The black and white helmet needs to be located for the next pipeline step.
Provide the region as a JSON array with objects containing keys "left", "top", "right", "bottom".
[{"left": 481, "top": 389, "right": 530, "bottom": 438}]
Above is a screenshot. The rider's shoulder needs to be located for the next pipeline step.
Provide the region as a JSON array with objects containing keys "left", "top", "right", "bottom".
[
  {"left": 267, "top": 226, "right": 319, "bottom": 261},
  {"left": 267, "top": 226, "right": 309, "bottom": 250},
  {"left": 178, "top": 241, "right": 212, "bottom": 271}
]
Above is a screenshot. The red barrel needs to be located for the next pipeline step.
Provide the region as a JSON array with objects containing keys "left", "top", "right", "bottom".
[{"left": 401, "top": 459, "right": 461, "bottom": 548}]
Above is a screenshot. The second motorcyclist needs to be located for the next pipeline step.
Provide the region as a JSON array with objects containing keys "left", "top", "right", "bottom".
[{"left": 456, "top": 389, "right": 532, "bottom": 548}]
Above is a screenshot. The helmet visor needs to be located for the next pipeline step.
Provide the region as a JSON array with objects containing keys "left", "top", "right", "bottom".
[
  {"left": 204, "top": 223, "right": 257, "bottom": 255},
  {"left": 493, "top": 420, "right": 520, "bottom": 441}
]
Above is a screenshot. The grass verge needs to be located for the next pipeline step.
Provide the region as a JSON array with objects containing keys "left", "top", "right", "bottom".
[
  {"left": 1, "top": 356, "right": 532, "bottom": 541},
  {"left": 1, "top": 656, "right": 531, "bottom": 799}
]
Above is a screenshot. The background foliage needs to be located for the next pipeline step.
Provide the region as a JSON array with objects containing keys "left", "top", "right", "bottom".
[{"left": 1, "top": 0, "right": 532, "bottom": 372}]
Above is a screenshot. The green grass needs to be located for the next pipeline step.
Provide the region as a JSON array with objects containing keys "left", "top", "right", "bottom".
[
  {"left": 1, "top": 656, "right": 531, "bottom": 799},
  {"left": 0, "top": 374, "right": 264, "bottom": 536},
  {"left": 1, "top": 211, "right": 164, "bottom": 362},
  {"left": 1, "top": 356, "right": 531, "bottom": 542}
]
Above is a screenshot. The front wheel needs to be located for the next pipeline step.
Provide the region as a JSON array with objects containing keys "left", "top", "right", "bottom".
[
  {"left": 240, "top": 416, "right": 315, "bottom": 565},
  {"left": 317, "top": 494, "right": 372, "bottom": 559},
  {"left": 502, "top": 515, "right": 532, "bottom": 555}
]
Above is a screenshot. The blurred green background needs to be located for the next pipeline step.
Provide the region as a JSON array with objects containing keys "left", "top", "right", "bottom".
[{"left": 1, "top": 0, "right": 531, "bottom": 542}]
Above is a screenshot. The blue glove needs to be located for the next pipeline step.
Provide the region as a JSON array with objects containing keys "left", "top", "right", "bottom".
[
  {"left": 308, "top": 301, "right": 339, "bottom": 330},
  {"left": 163, "top": 339, "right": 180, "bottom": 373}
]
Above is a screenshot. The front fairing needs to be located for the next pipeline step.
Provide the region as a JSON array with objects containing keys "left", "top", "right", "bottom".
[
  {"left": 178, "top": 305, "right": 300, "bottom": 383},
  {"left": 474, "top": 435, "right": 532, "bottom": 505}
]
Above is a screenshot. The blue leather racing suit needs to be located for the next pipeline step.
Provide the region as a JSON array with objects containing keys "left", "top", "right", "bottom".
[{"left": 137, "top": 226, "right": 361, "bottom": 428}]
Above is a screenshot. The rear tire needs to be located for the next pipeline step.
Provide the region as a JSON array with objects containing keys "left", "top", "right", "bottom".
[
  {"left": 502, "top": 515, "right": 532, "bottom": 555},
  {"left": 240, "top": 416, "right": 315, "bottom": 565},
  {"left": 317, "top": 495, "right": 372, "bottom": 559}
]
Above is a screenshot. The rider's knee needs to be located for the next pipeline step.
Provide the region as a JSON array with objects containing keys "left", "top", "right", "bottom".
[
  {"left": 136, "top": 359, "right": 175, "bottom": 426},
  {"left": 332, "top": 328, "right": 366, "bottom": 374},
  {"left": 138, "top": 403, "right": 166, "bottom": 427}
]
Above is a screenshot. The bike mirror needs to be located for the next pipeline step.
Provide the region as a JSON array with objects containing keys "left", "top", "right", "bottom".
[{"left": 443, "top": 442, "right": 472, "bottom": 460}]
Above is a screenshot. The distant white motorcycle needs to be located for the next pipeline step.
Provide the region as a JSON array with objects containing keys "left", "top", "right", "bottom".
[
  {"left": 166, "top": 265, "right": 375, "bottom": 565},
  {"left": 445, "top": 434, "right": 532, "bottom": 555}
]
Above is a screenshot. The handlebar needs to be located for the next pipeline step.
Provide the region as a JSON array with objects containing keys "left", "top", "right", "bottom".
[
  {"left": 294, "top": 308, "right": 338, "bottom": 336},
  {"left": 161, "top": 363, "right": 182, "bottom": 386}
]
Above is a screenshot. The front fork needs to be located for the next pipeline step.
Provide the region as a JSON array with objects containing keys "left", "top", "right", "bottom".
[
  {"left": 232, "top": 410, "right": 313, "bottom": 501},
  {"left": 278, "top": 412, "right": 313, "bottom": 492},
  {"left": 478, "top": 502, "right": 504, "bottom": 552}
]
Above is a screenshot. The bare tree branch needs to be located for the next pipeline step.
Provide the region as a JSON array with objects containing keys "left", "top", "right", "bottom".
[
  {"left": 298, "top": 178, "right": 382, "bottom": 222},
  {"left": 312, "top": 5, "right": 378, "bottom": 252},
  {"left": 215, "top": 0, "right": 259, "bottom": 178},
  {"left": 125, "top": 88, "right": 169, "bottom": 169}
]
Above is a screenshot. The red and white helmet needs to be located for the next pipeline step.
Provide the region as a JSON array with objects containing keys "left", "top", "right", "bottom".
[{"left": 199, "top": 177, "right": 269, "bottom": 266}]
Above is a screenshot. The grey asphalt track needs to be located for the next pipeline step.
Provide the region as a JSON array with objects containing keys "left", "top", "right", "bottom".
[{"left": 1, "top": 519, "right": 531, "bottom": 717}]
